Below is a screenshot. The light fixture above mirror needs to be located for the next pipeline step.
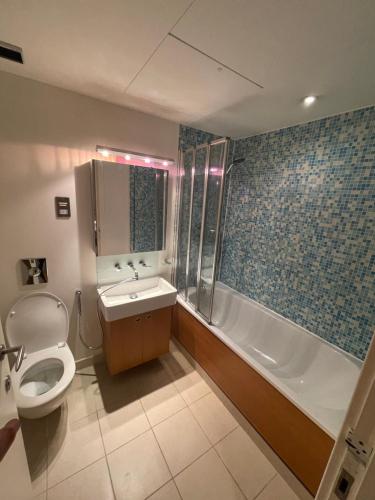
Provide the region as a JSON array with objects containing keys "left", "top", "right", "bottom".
[{"left": 96, "top": 145, "right": 175, "bottom": 169}]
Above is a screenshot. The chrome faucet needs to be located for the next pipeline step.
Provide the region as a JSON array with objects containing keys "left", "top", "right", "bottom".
[
  {"left": 114, "top": 262, "right": 122, "bottom": 271},
  {"left": 128, "top": 262, "right": 139, "bottom": 280}
]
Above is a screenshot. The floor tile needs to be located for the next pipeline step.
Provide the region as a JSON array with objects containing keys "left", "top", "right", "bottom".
[
  {"left": 70, "top": 366, "right": 96, "bottom": 391},
  {"left": 98, "top": 400, "right": 150, "bottom": 454},
  {"left": 141, "top": 381, "right": 186, "bottom": 426},
  {"left": 107, "top": 429, "right": 171, "bottom": 500},
  {"left": 66, "top": 382, "right": 98, "bottom": 422},
  {"left": 47, "top": 410, "right": 105, "bottom": 488},
  {"left": 215, "top": 427, "right": 276, "bottom": 499},
  {"left": 47, "top": 458, "right": 114, "bottom": 500},
  {"left": 190, "top": 392, "right": 238, "bottom": 444},
  {"left": 153, "top": 407, "right": 211, "bottom": 475},
  {"left": 136, "top": 359, "right": 174, "bottom": 396},
  {"left": 160, "top": 342, "right": 195, "bottom": 378},
  {"left": 21, "top": 416, "right": 48, "bottom": 497},
  {"left": 94, "top": 362, "right": 142, "bottom": 411},
  {"left": 256, "top": 475, "right": 301, "bottom": 500},
  {"left": 173, "top": 371, "right": 211, "bottom": 405},
  {"left": 175, "top": 449, "right": 244, "bottom": 500},
  {"left": 147, "top": 480, "right": 181, "bottom": 500},
  {"left": 33, "top": 493, "right": 46, "bottom": 500}
]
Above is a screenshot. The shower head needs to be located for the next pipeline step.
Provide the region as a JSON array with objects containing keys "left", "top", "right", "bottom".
[{"left": 227, "top": 157, "right": 245, "bottom": 174}]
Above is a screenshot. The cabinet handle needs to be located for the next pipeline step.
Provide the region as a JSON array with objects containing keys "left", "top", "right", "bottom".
[
  {"left": 135, "top": 317, "right": 141, "bottom": 322},
  {"left": 146, "top": 314, "right": 151, "bottom": 319}
]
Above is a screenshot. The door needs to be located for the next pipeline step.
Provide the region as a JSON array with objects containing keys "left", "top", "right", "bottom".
[
  {"left": 0, "top": 319, "right": 32, "bottom": 500},
  {"left": 317, "top": 330, "right": 375, "bottom": 499}
]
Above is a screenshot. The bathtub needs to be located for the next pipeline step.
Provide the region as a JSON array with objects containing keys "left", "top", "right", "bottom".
[{"left": 178, "top": 282, "right": 362, "bottom": 439}]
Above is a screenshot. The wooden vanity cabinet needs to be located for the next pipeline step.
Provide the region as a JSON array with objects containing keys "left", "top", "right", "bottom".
[{"left": 101, "top": 306, "right": 172, "bottom": 375}]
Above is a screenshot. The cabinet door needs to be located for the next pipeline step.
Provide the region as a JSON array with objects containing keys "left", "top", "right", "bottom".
[
  {"left": 142, "top": 307, "right": 172, "bottom": 363},
  {"left": 104, "top": 315, "right": 143, "bottom": 375}
]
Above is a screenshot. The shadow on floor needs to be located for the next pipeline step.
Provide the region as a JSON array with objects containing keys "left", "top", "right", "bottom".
[{"left": 20, "top": 343, "right": 195, "bottom": 488}]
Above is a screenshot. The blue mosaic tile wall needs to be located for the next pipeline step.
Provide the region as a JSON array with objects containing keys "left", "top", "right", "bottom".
[
  {"left": 220, "top": 107, "right": 375, "bottom": 360},
  {"left": 179, "top": 124, "right": 220, "bottom": 152}
]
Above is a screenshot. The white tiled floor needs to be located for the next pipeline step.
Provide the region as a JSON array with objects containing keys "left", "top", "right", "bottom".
[{"left": 21, "top": 341, "right": 310, "bottom": 500}]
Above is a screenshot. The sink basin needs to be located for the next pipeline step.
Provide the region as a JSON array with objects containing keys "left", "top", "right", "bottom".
[{"left": 97, "top": 276, "right": 177, "bottom": 322}]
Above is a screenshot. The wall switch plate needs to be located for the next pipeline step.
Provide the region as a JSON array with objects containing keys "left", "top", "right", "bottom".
[
  {"left": 55, "top": 196, "right": 71, "bottom": 218},
  {"left": 20, "top": 258, "right": 48, "bottom": 285}
]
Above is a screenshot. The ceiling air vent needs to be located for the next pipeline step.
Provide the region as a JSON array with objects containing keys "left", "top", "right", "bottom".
[{"left": 0, "top": 41, "right": 23, "bottom": 64}]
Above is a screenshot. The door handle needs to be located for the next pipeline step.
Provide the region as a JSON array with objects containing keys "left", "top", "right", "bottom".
[{"left": 0, "top": 344, "right": 25, "bottom": 372}]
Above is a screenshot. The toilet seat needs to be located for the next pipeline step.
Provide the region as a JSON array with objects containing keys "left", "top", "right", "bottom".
[
  {"left": 5, "top": 292, "right": 75, "bottom": 418},
  {"left": 11, "top": 345, "right": 75, "bottom": 412}
]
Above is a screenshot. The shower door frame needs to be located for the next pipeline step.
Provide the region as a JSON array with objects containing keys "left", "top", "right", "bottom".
[{"left": 174, "top": 137, "right": 229, "bottom": 324}]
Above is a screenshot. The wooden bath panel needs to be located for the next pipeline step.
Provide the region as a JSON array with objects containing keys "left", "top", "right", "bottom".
[{"left": 172, "top": 303, "right": 334, "bottom": 496}]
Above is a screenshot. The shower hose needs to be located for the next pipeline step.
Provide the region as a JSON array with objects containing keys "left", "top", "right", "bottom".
[{"left": 75, "top": 277, "right": 137, "bottom": 351}]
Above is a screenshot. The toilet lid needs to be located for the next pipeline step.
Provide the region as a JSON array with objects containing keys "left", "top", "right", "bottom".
[{"left": 5, "top": 292, "right": 69, "bottom": 353}]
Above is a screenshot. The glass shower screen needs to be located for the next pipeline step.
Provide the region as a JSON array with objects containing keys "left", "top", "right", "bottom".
[
  {"left": 196, "top": 141, "right": 227, "bottom": 319},
  {"left": 176, "top": 138, "right": 228, "bottom": 322}
]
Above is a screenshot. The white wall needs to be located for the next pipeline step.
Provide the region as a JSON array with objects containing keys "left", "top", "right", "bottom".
[{"left": 0, "top": 71, "right": 179, "bottom": 361}]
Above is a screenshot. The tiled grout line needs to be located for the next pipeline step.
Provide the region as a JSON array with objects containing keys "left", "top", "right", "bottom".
[
  {"left": 185, "top": 403, "right": 249, "bottom": 499},
  {"left": 171, "top": 375, "right": 212, "bottom": 406},
  {"left": 96, "top": 408, "right": 118, "bottom": 500},
  {"left": 39, "top": 364, "right": 191, "bottom": 498},
  {"left": 174, "top": 344, "right": 311, "bottom": 499},
  {"left": 143, "top": 480, "right": 181, "bottom": 500},
  {"left": 252, "top": 473, "right": 279, "bottom": 500},
  {"left": 139, "top": 398, "right": 183, "bottom": 500},
  {"left": 43, "top": 358, "right": 272, "bottom": 498},
  {"left": 44, "top": 407, "right": 107, "bottom": 494},
  {"left": 213, "top": 433, "right": 278, "bottom": 500},
  {"left": 169, "top": 349, "right": 282, "bottom": 499},
  {"left": 45, "top": 456, "right": 105, "bottom": 494}
]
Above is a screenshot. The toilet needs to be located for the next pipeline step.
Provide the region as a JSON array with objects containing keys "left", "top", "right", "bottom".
[{"left": 5, "top": 292, "right": 75, "bottom": 419}]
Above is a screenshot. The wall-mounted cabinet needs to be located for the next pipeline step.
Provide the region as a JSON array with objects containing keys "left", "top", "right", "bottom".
[{"left": 100, "top": 306, "right": 172, "bottom": 375}]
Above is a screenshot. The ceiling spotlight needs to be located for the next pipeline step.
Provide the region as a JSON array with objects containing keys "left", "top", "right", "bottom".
[
  {"left": 100, "top": 149, "right": 110, "bottom": 157},
  {"left": 144, "top": 158, "right": 151, "bottom": 164},
  {"left": 163, "top": 161, "right": 168, "bottom": 166},
  {"left": 125, "top": 154, "right": 131, "bottom": 161},
  {"left": 303, "top": 95, "right": 317, "bottom": 107}
]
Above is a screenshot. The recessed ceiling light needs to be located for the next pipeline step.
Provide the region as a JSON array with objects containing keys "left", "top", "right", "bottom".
[
  {"left": 125, "top": 154, "right": 131, "bottom": 160},
  {"left": 144, "top": 158, "right": 151, "bottom": 164},
  {"left": 303, "top": 95, "right": 317, "bottom": 107}
]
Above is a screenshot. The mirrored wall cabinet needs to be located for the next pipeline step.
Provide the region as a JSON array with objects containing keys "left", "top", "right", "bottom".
[{"left": 91, "top": 149, "right": 173, "bottom": 256}]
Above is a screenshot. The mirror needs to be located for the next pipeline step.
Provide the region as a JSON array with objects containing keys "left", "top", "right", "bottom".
[{"left": 92, "top": 160, "right": 168, "bottom": 256}]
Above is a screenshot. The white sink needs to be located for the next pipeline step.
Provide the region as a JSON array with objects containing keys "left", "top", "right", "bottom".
[{"left": 97, "top": 276, "right": 177, "bottom": 322}]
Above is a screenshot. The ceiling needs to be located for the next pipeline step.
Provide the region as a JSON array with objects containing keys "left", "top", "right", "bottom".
[{"left": 0, "top": 0, "right": 374, "bottom": 137}]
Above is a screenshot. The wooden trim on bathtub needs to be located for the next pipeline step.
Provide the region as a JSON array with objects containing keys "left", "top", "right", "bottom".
[{"left": 172, "top": 303, "right": 334, "bottom": 496}]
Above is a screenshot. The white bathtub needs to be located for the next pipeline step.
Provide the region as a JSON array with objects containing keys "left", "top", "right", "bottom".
[{"left": 178, "top": 282, "right": 362, "bottom": 438}]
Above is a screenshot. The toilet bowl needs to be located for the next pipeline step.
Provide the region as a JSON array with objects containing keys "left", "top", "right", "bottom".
[{"left": 5, "top": 292, "right": 75, "bottom": 419}]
